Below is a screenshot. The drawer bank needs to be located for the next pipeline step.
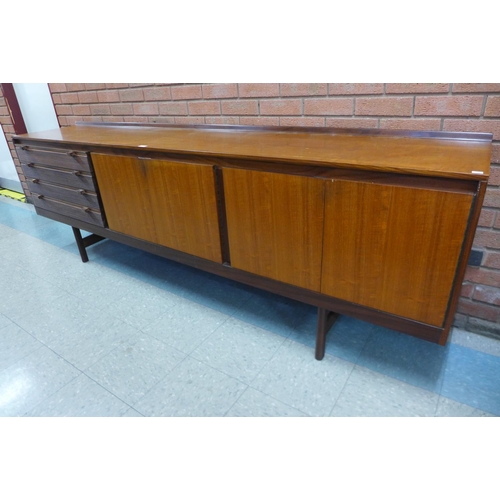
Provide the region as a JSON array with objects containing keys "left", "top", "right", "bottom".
[{"left": 13, "top": 123, "right": 492, "bottom": 360}]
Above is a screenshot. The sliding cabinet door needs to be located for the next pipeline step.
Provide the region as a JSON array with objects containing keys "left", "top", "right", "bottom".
[
  {"left": 321, "top": 180, "right": 474, "bottom": 326},
  {"left": 223, "top": 168, "right": 325, "bottom": 291},
  {"left": 92, "top": 153, "right": 222, "bottom": 262}
]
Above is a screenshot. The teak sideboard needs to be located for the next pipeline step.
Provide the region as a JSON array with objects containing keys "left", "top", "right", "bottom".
[{"left": 13, "top": 123, "right": 492, "bottom": 360}]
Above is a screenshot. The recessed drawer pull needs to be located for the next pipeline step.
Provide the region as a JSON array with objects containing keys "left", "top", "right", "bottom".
[
  {"left": 78, "top": 189, "right": 87, "bottom": 195},
  {"left": 17, "top": 145, "right": 91, "bottom": 172},
  {"left": 72, "top": 170, "right": 82, "bottom": 176},
  {"left": 28, "top": 162, "right": 34, "bottom": 167},
  {"left": 32, "top": 179, "right": 40, "bottom": 184},
  {"left": 31, "top": 195, "right": 104, "bottom": 227}
]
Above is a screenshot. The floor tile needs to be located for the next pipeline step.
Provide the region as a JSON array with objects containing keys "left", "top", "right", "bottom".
[
  {"left": 441, "top": 344, "right": 500, "bottom": 416},
  {"left": 46, "top": 311, "right": 141, "bottom": 371},
  {"left": 181, "top": 271, "right": 255, "bottom": 315},
  {"left": 6, "top": 235, "right": 82, "bottom": 278},
  {"left": 122, "top": 408, "right": 144, "bottom": 417},
  {"left": 59, "top": 264, "right": 134, "bottom": 308},
  {"left": 0, "top": 268, "right": 67, "bottom": 319},
  {"left": 100, "top": 251, "right": 196, "bottom": 294},
  {"left": 0, "top": 346, "right": 80, "bottom": 417},
  {"left": 330, "top": 366, "right": 439, "bottom": 417},
  {"left": 10, "top": 291, "right": 101, "bottom": 344},
  {"left": 143, "top": 298, "right": 230, "bottom": 354},
  {"left": 435, "top": 396, "right": 497, "bottom": 417},
  {"left": 134, "top": 356, "right": 247, "bottom": 417},
  {"left": 450, "top": 328, "right": 500, "bottom": 358},
  {"left": 0, "top": 324, "right": 43, "bottom": 373},
  {"left": 0, "top": 204, "right": 52, "bottom": 234},
  {"left": 25, "top": 374, "right": 130, "bottom": 417},
  {"left": 84, "top": 240, "right": 141, "bottom": 273},
  {"left": 225, "top": 387, "right": 308, "bottom": 417},
  {"left": 0, "top": 259, "right": 25, "bottom": 285},
  {"left": 289, "top": 314, "right": 374, "bottom": 364},
  {"left": 22, "top": 244, "right": 132, "bottom": 308},
  {"left": 357, "top": 325, "right": 448, "bottom": 392},
  {"left": 18, "top": 220, "right": 77, "bottom": 249},
  {"left": 191, "top": 317, "right": 286, "bottom": 384},
  {"left": 101, "top": 282, "right": 179, "bottom": 330},
  {"left": 231, "top": 290, "right": 311, "bottom": 338},
  {"left": 86, "top": 333, "right": 186, "bottom": 405},
  {"left": 251, "top": 339, "right": 354, "bottom": 417},
  {"left": 0, "top": 314, "right": 14, "bottom": 331},
  {"left": 0, "top": 223, "right": 20, "bottom": 245}
]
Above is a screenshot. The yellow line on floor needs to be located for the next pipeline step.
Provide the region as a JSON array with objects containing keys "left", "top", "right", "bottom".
[{"left": 0, "top": 188, "right": 26, "bottom": 203}]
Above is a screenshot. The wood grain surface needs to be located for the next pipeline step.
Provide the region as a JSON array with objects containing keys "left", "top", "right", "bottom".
[
  {"left": 92, "top": 153, "right": 222, "bottom": 262},
  {"left": 223, "top": 167, "right": 325, "bottom": 291},
  {"left": 320, "top": 180, "right": 474, "bottom": 326},
  {"left": 15, "top": 123, "right": 492, "bottom": 180}
]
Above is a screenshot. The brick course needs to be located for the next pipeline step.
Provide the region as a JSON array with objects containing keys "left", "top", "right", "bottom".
[
  {"left": 239, "top": 83, "right": 279, "bottom": 98},
  {"left": 355, "top": 97, "right": 413, "bottom": 116},
  {"left": 221, "top": 100, "right": 258, "bottom": 115},
  {"left": 415, "top": 95, "right": 484, "bottom": 116},
  {"left": 202, "top": 84, "right": 238, "bottom": 99},
  {"left": 304, "top": 98, "right": 353, "bottom": 116},
  {"left": 171, "top": 85, "right": 202, "bottom": 101},
  {"left": 386, "top": 83, "right": 449, "bottom": 94},
  {"left": 485, "top": 96, "right": 500, "bottom": 117},
  {"left": 260, "top": 99, "right": 302, "bottom": 115},
  {"left": 281, "top": 83, "right": 327, "bottom": 96},
  {"left": 479, "top": 209, "right": 496, "bottom": 227},
  {"left": 6, "top": 82, "right": 500, "bottom": 337},
  {"left": 330, "top": 83, "right": 384, "bottom": 95}
]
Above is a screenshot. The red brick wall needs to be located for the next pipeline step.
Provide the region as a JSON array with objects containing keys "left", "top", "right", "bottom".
[
  {"left": 0, "top": 86, "right": 24, "bottom": 193},
  {"left": 38, "top": 84, "right": 500, "bottom": 336}
]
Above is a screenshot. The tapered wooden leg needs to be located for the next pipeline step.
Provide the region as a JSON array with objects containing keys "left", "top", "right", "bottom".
[
  {"left": 72, "top": 227, "right": 106, "bottom": 263},
  {"left": 72, "top": 227, "right": 89, "bottom": 263},
  {"left": 315, "top": 308, "right": 339, "bottom": 360}
]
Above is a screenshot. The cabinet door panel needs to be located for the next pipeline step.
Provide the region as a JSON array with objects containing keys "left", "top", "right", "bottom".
[
  {"left": 92, "top": 154, "right": 157, "bottom": 243},
  {"left": 223, "top": 168, "right": 324, "bottom": 291},
  {"left": 92, "top": 153, "right": 222, "bottom": 262},
  {"left": 147, "top": 158, "right": 222, "bottom": 262},
  {"left": 321, "top": 180, "right": 473, "bottom": 326}
]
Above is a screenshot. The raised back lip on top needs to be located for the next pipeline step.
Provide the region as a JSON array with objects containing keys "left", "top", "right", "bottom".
[{"left": 71, "top": 121, "right": 494, "bottom": 142}]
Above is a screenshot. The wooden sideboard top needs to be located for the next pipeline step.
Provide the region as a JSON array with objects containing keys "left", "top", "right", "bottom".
[{"left": 14, "top": 123, "right": 492, "bottom": 180}]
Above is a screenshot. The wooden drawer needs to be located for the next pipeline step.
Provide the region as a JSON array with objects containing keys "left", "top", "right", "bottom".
[
  {"left": 27, "top": 178, "right": 100, "bottom": 210},
  {"left": 32, "top": 196, "right": 104, "bottom": 227},
  {"left": 21, "top": 163, "right": 97, "bottom": 191},
  {"left": 16, "top": 145, "right": 91, "bottom": 172}
]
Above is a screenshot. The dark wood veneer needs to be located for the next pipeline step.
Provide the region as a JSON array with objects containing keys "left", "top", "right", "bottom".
[
  {"left": 17, "top": 145, "right": 91, "bottom": 172},
  {"left": 21, "top": 163, "right": 96, "bottom": 190},
  {"left": 439, "top": 180, "right": 488, "bottom": 344},
  {"left": 27, "top": 178, "right": 100, "bottom": 210},
  {"left": 73, "top": 120, "right": 494, "bottom": 141}
]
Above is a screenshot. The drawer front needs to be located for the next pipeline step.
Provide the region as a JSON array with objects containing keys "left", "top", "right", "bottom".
[
  {"left": 21, "top": 163, "right": 96, "bottom": 191},
  {"left": 32, "top": 196, "right": 104, "bottom": 227},
  {"left": 27, "top": 178, "right": 100, "bottom": 210},
  {"left": 17, "top": 145, "right": 91, "bottom": 172}
]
